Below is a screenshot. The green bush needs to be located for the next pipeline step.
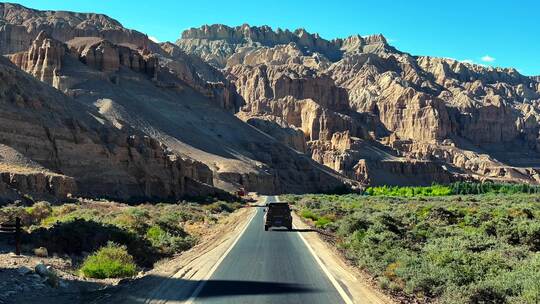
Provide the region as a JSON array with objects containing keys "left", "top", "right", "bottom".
[
  {"left": 293, "top": 193, "right": 540, "bottom": 303},
  {"left": 0, "top": 206, "right": 31, "bottom": 226},
  {"left": 25, "top": 201, "right": 52, "bottom": 225},
  {"left": 146, "top": 225, "right": 195, "bottom": 254},
  {"left": 315, "top": 216, "right": 333, "bottom": 228},
  {"left": 80, "top": 242, "right": 137, "bottom": 279},
  {"left": 113, "top": 207, "right": 149, "bottom": 233},
  {"left": 365, "top": 184, "right": 452, "bottom": 197},
  {"left": 203, "top": 201, "right": 242, "bottom": 214},
  {"left": 300, "top": 209, "right": 319, "bottom": 221},
  {"left": 4, "top": 199, "right": 240, "bottom": 273}
]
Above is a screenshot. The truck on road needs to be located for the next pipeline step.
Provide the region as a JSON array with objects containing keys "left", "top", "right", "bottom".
[{"left": 264, "top": 202, "right": 292, "bottom": 231}]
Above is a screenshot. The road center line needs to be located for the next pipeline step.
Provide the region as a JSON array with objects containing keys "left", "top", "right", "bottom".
[{"left": 184, "top": 205, "right": 258, "bottom": 304}]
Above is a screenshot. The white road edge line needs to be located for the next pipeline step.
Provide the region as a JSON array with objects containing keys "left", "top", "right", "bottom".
[
  {"left": 184, "top": 205, "right": 258, "bottom": 304},
  {"left": 276, "top": 195, "right": 354, "bottom": 304},
  {"left": 295, "top": 226, "right": 354, "bottom": 304}
]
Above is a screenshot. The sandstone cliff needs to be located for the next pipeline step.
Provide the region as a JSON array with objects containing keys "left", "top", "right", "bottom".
[
  {"left": 4, "top": 2, "right": 539, "bottom": 196},
  {"left": 0, "top": 55, "right": 223, "bottom": 202},
  {"left": 2, "top": 12, "right": 347, "bottom": 197},
  {"left": 177, "top": 24, "right": 540, "bottom": 185},
  {"left": 177, "top": 24, "right": 393, "bottom": 68}
]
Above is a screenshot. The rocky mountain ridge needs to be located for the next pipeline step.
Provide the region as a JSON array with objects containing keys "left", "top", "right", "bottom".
[
  {"left": 0, "top": 5, "right": 348, "bottom": 202},
  {"left": 1, "top": 3, "right": 539, "bottom": 203},
  {"left": 177, "top": 23, "right": 540, "bottom": 185},
  {"left": 0, "top": 54, "right": 222, "bottom": 203},
  {"left": 178, "top": 24, "right": 394, "bottom": 68},
  {"left": 0, "top": 3, "right": 162, "bottom": 55}
]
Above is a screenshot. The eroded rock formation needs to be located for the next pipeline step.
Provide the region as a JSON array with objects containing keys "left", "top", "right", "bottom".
[
  {"left": 68, "top": 37, "right": 158, "bottom": 77},
  {"left": 177, "top": 23, "right": 540, "bottom": 185},
  {"left": 0, "top": 3, "right": 160, "bottom": 55},
  {"left": 0, "top": 56, "right": 223, "bottom": 202},
  {"left": 3, "top": 1, "right": 540, "bottom": 198},
  {"left": 1, "top": 7, "right": 348, "bottom": 199},
  {"left": 8, "top": 31, "right": 64, "bottom": 87}
]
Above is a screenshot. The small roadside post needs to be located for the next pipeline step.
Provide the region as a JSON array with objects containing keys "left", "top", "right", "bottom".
[
  {"left": 15, "top": 217, "right": 21, "bottom": 256},
  {"left": 0, "top": 216, "right": 21, "bottom": 256}
]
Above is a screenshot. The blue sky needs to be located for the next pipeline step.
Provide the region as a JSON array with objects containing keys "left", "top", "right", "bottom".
[{"left": 9, "top": 0, "right": 540, "bottom": 75}]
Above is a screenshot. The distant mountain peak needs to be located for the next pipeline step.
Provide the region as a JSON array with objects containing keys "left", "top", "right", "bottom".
[{"left": 178, "top": 23, "right": 393, "bottom": 67}]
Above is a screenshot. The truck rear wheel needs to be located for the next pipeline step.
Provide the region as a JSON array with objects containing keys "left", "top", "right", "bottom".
[{"left": 264, "top": 225, "right": 269, "bottom": 231}]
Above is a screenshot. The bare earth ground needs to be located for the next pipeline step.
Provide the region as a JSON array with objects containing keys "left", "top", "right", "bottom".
[
  {"left": 0, "top": 242, "right": 113, "bottom": 304},
  {"left": 292, "top": 212, "right": 394, "bottom": 304}
]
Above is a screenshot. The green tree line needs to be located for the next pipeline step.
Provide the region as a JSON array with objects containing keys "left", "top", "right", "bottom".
[{"left": 365, "top": 182, "right": 540, "bottom": 197}]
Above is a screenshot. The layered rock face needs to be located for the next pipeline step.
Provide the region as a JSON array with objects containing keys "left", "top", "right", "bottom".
[
  {"left": 179, "top": 24, "right": 342, "bottom": 66},
  {"left": 68, "top": 37, "right": 158, "bottom": 77},
  {"left": 0, "top": 3, "right": 160, "bottom": 55},
  {"left": 2, "top": 6, "right": 347, "bottom": 199},
  {"left": 245, "top": 117, "right": 308, "bottom": 153},
  {"left": 9, "top": 32, "right": 159, "bottom": 88},
  {"left": 178, "top": 24, "right": 540, "bottom": 185},
  {"left": 0, "top": 56, "right": 222, "bottom": 202},
  {"left": 0, "top": 144, "right": 77, "bottom": 203},
  {"left": 8, "top": 31, "right": 64, "bottom": 86},
  {"left": 5, "top": 2, "right": 539, "bottom": 199},
  {"left": 158, "top": 42, "right": 242, "bottom": 112}
]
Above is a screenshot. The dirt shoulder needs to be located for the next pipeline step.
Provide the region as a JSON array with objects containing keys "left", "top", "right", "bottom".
[
  {"left": 292, "top": 213, "right": 395, "bottom": 304},
  {"left": 92, "top": 205, "right": 256, "bottom": 304}
]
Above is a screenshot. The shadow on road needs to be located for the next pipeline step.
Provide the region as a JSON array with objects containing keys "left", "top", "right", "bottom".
[
  {"left": 197, "top": 279, "right": 319, "bottom": 298},
  {"left": 270, "top": 228, "right": 317, "bottom": 233},
  {"left": 91, "top": 275, "right": 321, "bottom": 303}
]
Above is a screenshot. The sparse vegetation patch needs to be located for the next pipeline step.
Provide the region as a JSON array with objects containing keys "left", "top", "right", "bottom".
[
  {"left": 1, "top": 198, "right": 242, "bottom": 278},
  {"left": 285, "top": 193, "right": 540, "bottom": 303}
]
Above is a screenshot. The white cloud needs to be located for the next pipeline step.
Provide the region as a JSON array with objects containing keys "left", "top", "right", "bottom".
[
  {"left": 148, "top": 36, "right": 160, "bottom": 43},
  {"left": 481, "top": 55, "right": 495, "bottom": 63}
]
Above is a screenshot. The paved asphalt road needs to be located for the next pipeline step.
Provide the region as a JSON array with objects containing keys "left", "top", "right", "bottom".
[{"left": 192, "top": 196, "right": 346, "bottom": 304}]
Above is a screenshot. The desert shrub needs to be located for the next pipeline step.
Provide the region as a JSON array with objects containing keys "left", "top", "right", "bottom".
[
  {"left": 80, "top": 242, "right": 137, "bottom": 279},
  {"left": 153, "top": 212, "right": 191, "bottom": 237},
  {"left": 0, "top": 201, "right": 54, "bottom": 226},
  {"left": 300, "top": 209, "right": 318, "bottom": 221},
  {"left": 294, "top": 193, "right": 540, "bottom": 303},
  {"left": 146, "top": 225, "right": 167, "bottom": 244},
  {"left": 112, "top": 207, "right": 149, "bottom": 234},
  {"left": 0, "top": 206, "right": 31, "bottom": 226},
  {"left": 4, "top": 199, "right": 240, "bottom": 269},
  {"left": 145, "top": 225, "right": 195, "bottom": 254},
  {"left": 25, "top": 201, "right": 52, "bottom": 225},
  {"left": 336, "top": 216, "right": 371, "bottom": 237},
  {"left": 27, "top": 219, "right": 159, "bottom": 267},
  {"left": 314, "top": 216, "right": 333, "bottom": 228},
  {"left": 203, "top": 201, "right": 241, "bottom": 214}
]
